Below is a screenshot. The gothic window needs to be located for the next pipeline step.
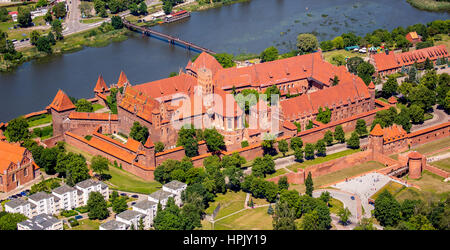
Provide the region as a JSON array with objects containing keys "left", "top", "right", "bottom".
[
  {"left": 12, "top": 173, "right": 15, "bottom": 182},
  {"left": 24, "top": 168, "right": 28, "bottom": 177}
]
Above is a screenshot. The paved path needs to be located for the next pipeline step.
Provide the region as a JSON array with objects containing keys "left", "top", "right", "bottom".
[
  {"left": 411, "top": 106, "right": 448, "bottom": 132},
  {"left": 29, "top": 122, "right": 52, "bottom": 131}
]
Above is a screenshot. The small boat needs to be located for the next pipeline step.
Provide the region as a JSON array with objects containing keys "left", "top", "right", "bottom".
[{"left": 164, "top": 10, "right": 191, "bottom": 23}]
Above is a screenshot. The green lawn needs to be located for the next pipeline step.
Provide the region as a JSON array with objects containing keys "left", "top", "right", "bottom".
[
  {"left": 264, "top": 168, "right": 288, "bottom": 179},
  {"left": 403, "top": 171, "right": 450, "bottom": 194},
  {"left": 431, "top": 158, "right": 450, "bottom": 172},
  {"left": 328, "top": 198, "right": 344, "bottom": 215},
  {"left": 27, "top": 114, "right": 52, "bottom": 127},
  {"left": 322, "top": 49, "right": 359, "bottom": 65},
  {"left": 370, "top": 181, "right": 406, "bottom": 200},
  {"left": 69, "top": 219, "right": 102, "bottom": 230},
  {"left": 205, "top": 191, "right": 246, "bottom": 219},
  {"left": 92, "top": 103, "right": 105, "bottom": 112},
  {"left": 209, "top": 206, "right": 273, "bottom": 230},
  {"left": 106, "top": 165, "right": 161, "bottom": 194},
  {"left": 410, "top": 137, "right": 450, "bottom": 155},
  {"left": 287, "top": 149, "right": 361, "bottom": 172},
  {"left": 81, "top": 17, "right": 105, "bottom": 24}
]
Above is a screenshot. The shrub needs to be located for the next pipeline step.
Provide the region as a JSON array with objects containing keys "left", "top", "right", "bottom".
[
  {"left": 68, "top": 218, "right": 79, "bottom": 227},
  {"left": 60, "top": 210, "right": 78, "bottom": 217}
]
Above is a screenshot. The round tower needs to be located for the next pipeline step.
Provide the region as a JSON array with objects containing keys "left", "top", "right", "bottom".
[
  {"left": 408, "top": 151, "right": 423, "bottom": 179},
  {"left": 369, "top": 124, "right": 384, "bottom": 158},
  {"left": 368, "top": 81, "right": 376, "bottom": 110}
]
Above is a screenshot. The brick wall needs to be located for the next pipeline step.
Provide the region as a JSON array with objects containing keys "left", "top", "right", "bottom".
[
  {"left": 408, "top": 122, "right": 450, "bottom": 147},
  {"left": 424, "top": 164, "right": 450, "bottom": 179}
]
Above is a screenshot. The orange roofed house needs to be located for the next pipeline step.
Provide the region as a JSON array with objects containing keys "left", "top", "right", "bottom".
[
  {"left": 0, "top": 140, "right": 40, "bottom": 193},
  {"left": 405, "top": 32, "right": 422, "bottom": 46},
  {"left": 371, "top": 45, "right": 448, "bottom": 77}
]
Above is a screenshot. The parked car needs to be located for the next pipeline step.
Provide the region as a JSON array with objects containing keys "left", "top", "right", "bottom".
[
  {"left": 75, "top": 215, "right": 83, "bottom": 220},
  {"left": 351, "top": 196, "right": 355, "bottom": 200},
  {"left": 120, "top": 193, "right": 127, "bottom": 197},
  {"left": 131, "top": 194, "right": 138, "bottom": 199},
  {"left": 131, "top": 202, "right": 136, "bottom": 206}
]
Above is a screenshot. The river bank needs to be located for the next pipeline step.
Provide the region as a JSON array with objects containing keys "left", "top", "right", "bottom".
[
  {"left": 407, "top": 0, "right": 450, "bottom": 12},
  {"left": 1, "top": 27, "right": 129, "bottom": 72},
  {"left": 180, "top": 0, "right": 251, "bottom": 12}
]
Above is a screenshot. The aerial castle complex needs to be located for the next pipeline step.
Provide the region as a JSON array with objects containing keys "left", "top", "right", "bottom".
[{"left": 41, "top": 49, "right": 448, "bottom": 181}]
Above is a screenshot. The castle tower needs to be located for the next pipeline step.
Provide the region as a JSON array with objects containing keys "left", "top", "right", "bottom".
[
  {"left": 197, "top": 67, "right": 213, "bottom": 96},
  {"left": 368, "top": 124, "right": 384, "bottom": 159},
  {"left": 143, "top": 136, "right": 156, "bottom": 168},
  {"left": 388, "top": 96, "right": 398, "bottom": 107},
  {"left": 368, "top": 81, "right": 376, "bottom": 110},
  {"left": 408, "top": 151, "right": 424, "bottom": 179},
  {"left": 93, "top": 75, "right": 109, "bottom": 94},
  {"left": 46, "top": 90, "right": 76, "bottom": 137},
  {"left": 116, "top": 71, "right": 129, "bottom": 89}
]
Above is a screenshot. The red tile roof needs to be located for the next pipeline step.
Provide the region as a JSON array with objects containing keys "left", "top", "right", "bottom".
[
  {"left": 144, "top": 136, "right": 154, "bottom": 148},
  {"left": 283, "top": 120, "right": 297, "bottom": 131},
  {"left": 370, "top": 124, "right": 384, "bottom": 136},
  {"left": 388, "top": 96, "right": 397, "bottom": 104},
  {"left": 119, "top": 85, "right": 160, "bottom": 123},
  {"left": 405, "top": 32, "right": 421, "bottom": 43},
  {"left": 0, "top": 140, "right": 27, "bottom": 173},
  {"left": 47, "top": 90, "right": 76, "bottom": 112},
  {"left": 69, "top": 112, "right": 118, "bottom": 121},
  {"left": 117, "top": 71, "right": 129, "bottom": 88},
  {"left": 372, "top": 45, "right": 448, "bottom": 72},
  {"left": 94, "top": 75, "right": 109, "bottom": 93},
  {"left": 133, "top": 73, "right": 197, "bottom": 102},
  {"left": 186, "top": 52, "right": 223, "bottom": 77},
  {"left": 408, "top": 151, "right": 422, "bottom": 159},
  {"left": 383, "top": 124, "right": 407, "bottom": 143}
]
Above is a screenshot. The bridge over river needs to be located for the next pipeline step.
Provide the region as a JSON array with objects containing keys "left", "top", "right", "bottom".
[{"left": 123, "top": 19, "right": 216, "bottom": 55}]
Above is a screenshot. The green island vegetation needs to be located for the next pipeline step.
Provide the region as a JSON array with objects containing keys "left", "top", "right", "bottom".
[
  {"left": 407, "top": 0, "right": 450, "bottom": 12},
  {"left": 182, "top": 0, "right": 251, "bottom": 12}
]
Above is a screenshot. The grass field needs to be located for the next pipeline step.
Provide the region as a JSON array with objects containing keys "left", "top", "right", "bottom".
[
  {"left": 410, "top": 137, "right": 450, "bottom": 155},
  {"left": 328, "top": 198, "right": 344, "bottom": 215},
  {"left": 287, "top": 149, "right": 361, "bottom": 172},
  {"left": 407, "top": 0, "right": 450, "bottom": 12},
  {"left": 64, "top": 143, "right": 161, "bottom": 194},
  {"left": 322, "top": 49, "right": 361, "bottom": 64},
  {"left": 27, "top": 114, "right": 52, "bottom": 127},
  {"left": 211, "top": 207, "right": 273, "bottom": 230},
  {"left": 264, "top": 168, "right": 288, "bottom": 179},
  {"left": 92, "top": 103, "right": 105, "bottom": 112},
  {"left": 431, "top": 158, "right": 450, "bottom": 172},
  {"left": 81, "top": 17, "right": 105, "bottom": 24},
  {"left": 290, "top": 161, "right": 385, "bottom": 194},
  {"left": 205, "top": 191, "right": 246, "bottom": 219},
  {"left": 403, "top": 171, "right": 450, "bottom": 194},
  {"left": 69, "top": 219, "right": 101, "bottom": 230},
  {"left": 370, "top": 181, "right": 406, "bottom": 200}
]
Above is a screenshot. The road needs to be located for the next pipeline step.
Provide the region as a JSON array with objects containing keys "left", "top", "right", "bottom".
[{"left": 410, "top": 105, "right": 448, "bottom": 132}]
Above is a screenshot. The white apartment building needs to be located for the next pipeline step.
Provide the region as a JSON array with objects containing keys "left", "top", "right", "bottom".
[
  {"left": 5, "top": 179, "right": 109, "bottom": 218},
  {"left": 75, "top": 179, "right": 109, "bottom": 205},
  {"left": 52, "top": 184, "right": 80, "bottom": 210},
  {"left": 28, "top": 191, "right": 58, "bottom": 215},
  {"left": 18, "top": 214, "right": 63, "bottom": 230},
  {"left": 132, "top": 200, "right": 157, "bottom": 228},
  {"left": 162, "top": 180, "right": 187, "bottom": 206},
  {"left": 99, "top": 219, "right": 128, "bottom": 230},
  {"left": 116, "top": 210, "right": 146, "bottom": 229},
  {"left": 4, "top": 199, "right": 35, "bottom": 218}
]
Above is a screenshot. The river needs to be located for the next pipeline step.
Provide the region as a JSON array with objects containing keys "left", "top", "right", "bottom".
[{"left": 0, "top": 0, "right": 448, "bottom": 122}]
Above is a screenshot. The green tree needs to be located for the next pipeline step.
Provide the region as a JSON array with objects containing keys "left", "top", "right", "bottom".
[
  {"left": 323, "top": 130, "right": 333, "bottom": 146},
  {"left": 52, "top": 2, "right": 67, "bottom": 19},
  {"left": 347, "top": 132, "right": 360, "bottom": 149},
  {"left": 305, "top": 172, "right": 314, "bottom": 197},
  {"left": 357, "top": 62, "right": 375, "bottom": 85},
  {"left": 354, "top": 218, "right": 376, "bottom": 230},
  {"left": 129, "top": 122, "right": 149, "bottom": 144},
  {"left": 0, "top": 212, "right": 28, "bottom": 230},
  {"left": 111, "top": 16, "right": 123, "bottom": 29},
  {"left": 91, "top": 155, "right": 109, "bottom": 176},
  {"left": 373, "top": 190, "right": 401, "bottom": 227},
  {"left": 75, "top": 98, "right": 93, "bottom": 112},
  {"left": 355, "top": 119, "right": 368, "bottom": 137},
  {"left": 301, "top": 210, "right": 320, "bottom": 230},
  {"left": 304, "top": 143, "right": 315, "bottom": 160},
  {"left": 5, "top": 116, "right": 29, "bottom": 142},
  {"left": 296, "top": 33, "right": 319, "bottom": 53},
  {"left": 203, "top": 128, "right": 225, "bottom": 152},
  {"left": 154, "top": 197, "right": 185, "bottom": 230},
  {"left": 264, "top": 85, "right": 281, "bottom": 105},
  {"left": 138, "top": 217, "right": 145, "bottom": 230},
  {"left": 334, "top": 125, "right": 345, "bottom": 143},
  {"left": 278, "top": 139, "right": 289, "bottom": 156},
  {"left": 35, "top": 36, "right": 52, "bottom": 54},
  {"left": 17, "top": 7, "right": 32, "bottom": 27},
  {"left": 319, "top": 191, "right": 330, "bottom": 204},
  {"left": 331, "top": 36, "right": 344, "bottom": 49},
  {"left": 347, "top": 56, "right": 364, "bottom": 74},
  {"left": 338, "top": 207, "right": 351, "bottom": 225},
  {"left": 278, "top": 176, "right": 289, "bottom": 191},
  {"left": 155, "top": 141, "right": 165, "bottom": 153},
  {"left": 47, "top": 31, "right": 56, "bottom": 45},
  {"left": 30, "top": 30, "right": 40, "bottom": 45},
  {"left": 273, "top": 202, "right": 297, "bottom": 230},
  {"left": 382, "top": 76, "right": 398, "bottom": 98},
  {"left": 290, "top": 137, "right": 303, "bottom": 151},
  {"left": 316, "top": 107, "right": 331, "bottom": 124},
  {"left": 260, "top": 46, "right": 279, "bottom": 62},
  {"left": 213, "top": 53, "right": 235, "bottom": 68},
  {"left": 139, "top": 2, "right": 148, "bottom": 15},
  {"left": 315, "top": 139, "right": 326, "bottom": 157},
  {"left": 294, "top": 147, "right": 304, "bottom": 162},
  {"left": 51, "top": 19, "right": 63, "bottom": 40},
  {"left": 112, "top": 196, "right": 128, "bottom": 214},
  {"left": 87, "top": 192, "right": 110, "bottom": 220},
  {"left": 409, "top": 104, "right": 425, "bottom": 124}
]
